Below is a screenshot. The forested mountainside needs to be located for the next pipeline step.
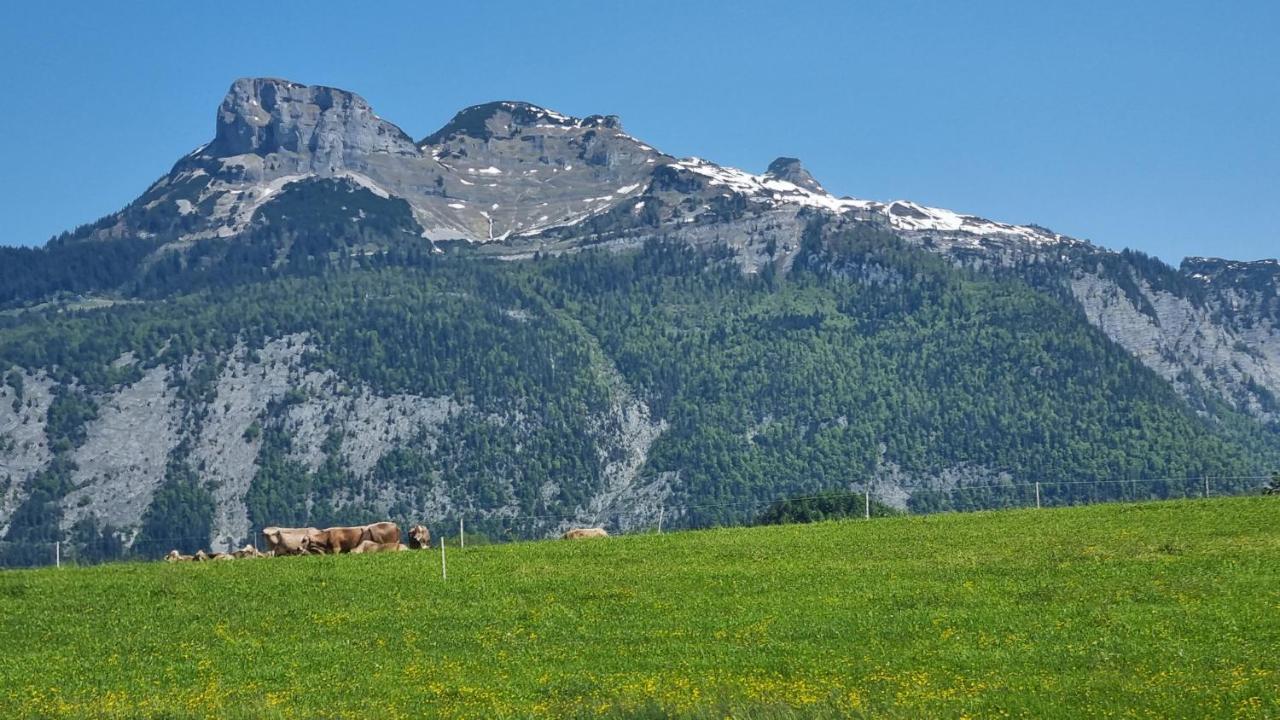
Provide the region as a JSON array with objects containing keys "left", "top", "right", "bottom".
[
  {"left": 1, "top": 77, "right": 1276, "bottom": 565},
  {"left": 2, "top": 233, "right": 1274, "bottom": 565}
]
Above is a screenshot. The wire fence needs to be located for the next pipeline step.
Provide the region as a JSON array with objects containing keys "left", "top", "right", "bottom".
[{"left": 2, "top": 473, "right": 1275, "bottom": 569}]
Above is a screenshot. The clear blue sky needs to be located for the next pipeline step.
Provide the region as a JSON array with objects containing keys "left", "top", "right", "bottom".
[{"left": 1, "top": 1, "right": 1276, "bottom": 263}]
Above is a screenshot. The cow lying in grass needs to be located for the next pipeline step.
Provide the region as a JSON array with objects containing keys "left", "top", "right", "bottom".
[
  {"left": 168, "top": 522, "right": 429, "bottom": 563},
  {"left": 195, "top": 550, "right": 234, "bottom": 561},
  {"left": 166, "top": 545, "right": 268, "bottom": 562},
  {"left": 562, "top": 527, "right": 609, "bottom": 540},
  {"left": 350, "top": 540, "right": 408, "bottom": 554}
]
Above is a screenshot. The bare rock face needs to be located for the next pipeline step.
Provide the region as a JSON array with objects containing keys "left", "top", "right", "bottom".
[
  {"left": 764, "top": 157, "right": 826, "bottom": 194},
  {"left": 1068, "top": 260, "right": 1280, "bottom": 423},
  {"left": 107, "top": 83, "right": 677, "bottom": 245},
  {"left": 61, "top": 366, "right": 180, "bottom": 533},
  {"left": 207, "top": 78, "right": 420, "bottom": 168},
  {"left": 0, "top": 372, "right": 55, "bottom": 536},
  {"left": 418, "top": 100, "right": 668, "bottom": 240}
]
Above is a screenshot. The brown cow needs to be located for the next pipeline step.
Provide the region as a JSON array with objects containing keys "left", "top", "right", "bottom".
[
  {"left": 562, "top": 527, "right": 609, "bottom": 540},
  {"left": 261, "top": 527, "right": 322, "bottom": 556},
  {"left": 314, "top": 522, "right": 403, "bottom": 554},
  {"left": 365, "top": 521, "right": 400, "bottom": 545},
  {"left": 313, "top": 526, "right": 366, "bottom": 554},
  {"left": 350, "top": 540, "right": 408, "bottom": 554},
  {"left": 165, "top": 549, "right": 194, "bottom": 563},
  {"left": 407, "top": 525, "right": 431, "bottom": 549}
]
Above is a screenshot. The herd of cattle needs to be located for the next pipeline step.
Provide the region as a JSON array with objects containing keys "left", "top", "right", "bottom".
[{"left": 164, "top": 521, "right": 609, "bottom": 562}]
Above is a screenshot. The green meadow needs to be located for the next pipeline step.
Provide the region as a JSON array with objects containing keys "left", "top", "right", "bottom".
[{"left": 1, "top": 498, "right": 1277, "bottom": 719}]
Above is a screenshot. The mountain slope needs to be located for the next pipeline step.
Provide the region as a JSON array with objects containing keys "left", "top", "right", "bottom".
[
  {"left": 1, "top": 236, "right": 1274, "bottom": 564},
  {"left": 0, "top": 77, "right": 1276, "bottom": 564},
  {"left": 11, "top": 78, "right": 1272, "bottom": 431}
]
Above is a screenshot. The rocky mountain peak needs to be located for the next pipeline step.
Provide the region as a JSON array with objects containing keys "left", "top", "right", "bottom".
[
  {"left": 764, "top": 157, "right": 826, "bottom": 194},
  {"left": 422, "top": 101, "right": 620, "bottom": 145},
  {"left": 73, "top": 77, "right": 1079, "bottom": 254},
  {"left": 205, "top": 77, "right": 419, "bottom": 163}
]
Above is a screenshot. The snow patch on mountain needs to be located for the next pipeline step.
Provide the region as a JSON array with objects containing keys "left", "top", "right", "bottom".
[{"left": 667, "top": 157, "right": 1065, "bottom": 245}]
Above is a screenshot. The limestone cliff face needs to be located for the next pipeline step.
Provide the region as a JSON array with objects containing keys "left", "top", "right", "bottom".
[
  {"left": 0, "top": 373, "right": 55, "bottom": 536},
  {"left": 1069, "top": 261, "right": 1280, "bottom": 423},
  {"left": 207, "top": 77, "right": 421, "bottom": 169}
]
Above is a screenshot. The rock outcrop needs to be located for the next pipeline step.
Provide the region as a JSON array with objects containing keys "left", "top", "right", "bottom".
[
  {"left": 764, "top": 157, "right": 826, "bottom": 194},
  {"left": 208, "top": 77, "right": 420, "bottom": 167}
]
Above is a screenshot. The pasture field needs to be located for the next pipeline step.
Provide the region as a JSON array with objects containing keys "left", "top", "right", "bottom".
[{"left": 1, "top": 498, "right": 1278, "bottom": 719}]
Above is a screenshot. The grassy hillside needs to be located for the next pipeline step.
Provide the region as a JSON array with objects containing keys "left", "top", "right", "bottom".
[{"left": 1, "top": 497, "right": 1277, "bottom": 718}]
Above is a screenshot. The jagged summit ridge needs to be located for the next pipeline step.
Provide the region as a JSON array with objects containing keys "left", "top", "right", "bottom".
[
  {"left": 122, "top": 79, "right": 668, "bottom": 243},
  {"left": 80, "top": 76, "right": 1079, "bottom": 250}
]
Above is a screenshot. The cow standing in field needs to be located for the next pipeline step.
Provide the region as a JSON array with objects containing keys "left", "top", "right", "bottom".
[
  {"left": 311, "top": 522, "right": 403, "bottom": 555},
  {"left": 562, "top": 528, "right": 609, "bottom": 540},
  {"left": 312, "top": 526, "right": 366, "bottom": 554},
  {"left": 365, "top": 521, "right": 400, "bottom": 544}
]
